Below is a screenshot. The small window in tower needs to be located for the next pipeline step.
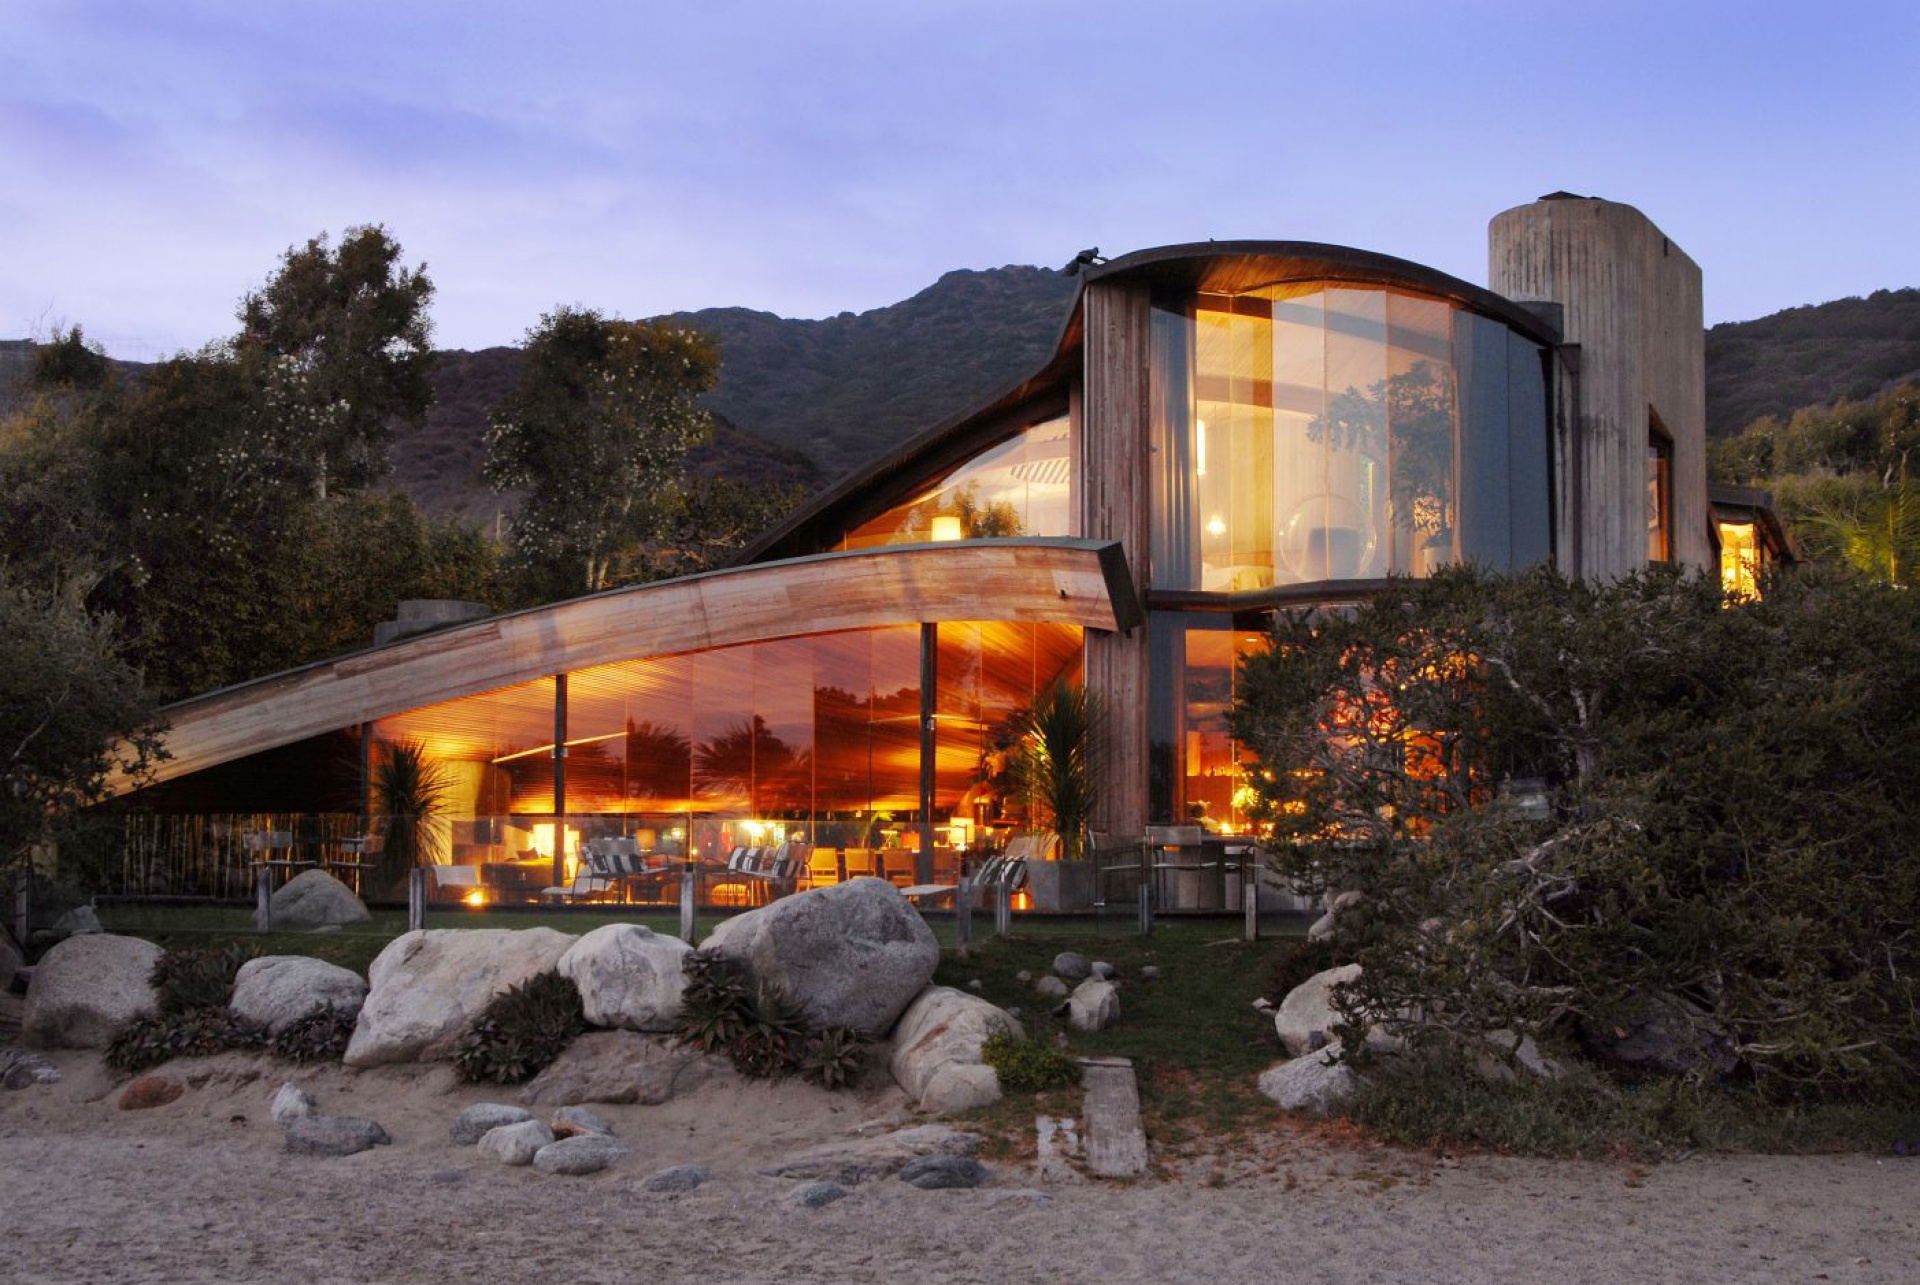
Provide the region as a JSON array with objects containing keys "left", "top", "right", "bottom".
[{"left": 1647, "top": 425, "right": 1673, "bottom": 564}]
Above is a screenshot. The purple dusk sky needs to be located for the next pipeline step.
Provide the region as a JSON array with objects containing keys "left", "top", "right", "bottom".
[{"left": 4, "top": 0, "right": 1916, "bottom": 360}]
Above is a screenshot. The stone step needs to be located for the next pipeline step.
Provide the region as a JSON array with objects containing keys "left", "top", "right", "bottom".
[{"left": 1078, "top": 1055, "right": 1148, "bottom": 1178}]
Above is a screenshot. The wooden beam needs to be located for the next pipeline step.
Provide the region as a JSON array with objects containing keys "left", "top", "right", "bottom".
[{"left": 118, "top": 539, "right": 1133, "bottom": 792}]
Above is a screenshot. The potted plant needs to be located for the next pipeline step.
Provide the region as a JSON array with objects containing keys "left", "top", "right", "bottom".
[
  {"left": 1011, "top": 680, "right": 1101, "bottom": 912},
  {"left": 372, "top": 740, "right": 450, "bottom": 896}
]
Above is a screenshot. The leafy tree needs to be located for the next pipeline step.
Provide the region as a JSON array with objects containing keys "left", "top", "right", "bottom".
[
  {"left": 485, "top": 308, "right": 718, "bottom": 596},
  {"left": 0, "top": 571, "right": 165, "bottom": 875},
  {"left": 1234, "top": 564, "right": 1920, "bottom": 1098},
  {"left": 236, "top": 225, "right": 435, "bottom": 498}
]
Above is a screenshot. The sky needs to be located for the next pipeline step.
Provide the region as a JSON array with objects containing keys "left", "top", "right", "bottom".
[{"left": 3, "top": 0, "right": 1916, "bottom": 360}]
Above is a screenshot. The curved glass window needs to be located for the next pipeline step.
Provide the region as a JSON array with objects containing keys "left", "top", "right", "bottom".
[
  {"left": 838, "top": 413, "right": 1072, "bottom": 550},
  {"left": 1150, "top": 285, "right": 1549, "bottom": 592}
]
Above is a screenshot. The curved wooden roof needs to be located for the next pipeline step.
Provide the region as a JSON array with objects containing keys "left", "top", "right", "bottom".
[
  {"left": 120, "top": 538, "right": 1138, "bottom": 792},
  {"left": 739, "top": 241, "right": 1559, "bottom": 562}
]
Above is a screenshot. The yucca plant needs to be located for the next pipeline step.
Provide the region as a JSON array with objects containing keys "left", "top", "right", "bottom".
[
  {"left": 371, "top": 739, "right": 450, "bottom": 892},
  {"left": 1011, "top": 679, "right": 1102, "bottom": 862}
]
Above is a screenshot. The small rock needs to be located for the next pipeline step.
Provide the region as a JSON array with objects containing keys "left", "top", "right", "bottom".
[
  {"left": 1068, "top": 978, "right": 1120, "bottom": 1032},
  {"left": 119, "top": 1075, "right": 184, "bottom": 1110},
  {"left": 1139, "top": 965, "right": 1160, "bottom": 981},
  {"left": 452, "top": 1102, "right": 535, "bottom": 1145},
  {"left": 967, "top": 979, "right": 984, "bottom": 992},
  {"left": 1033, "top": 976, "right": 1069, "bottom": 999},
  {"left": 1013, "top": 970, "right": 1033, "bottom": 984},
  {"left": 533, "top": 1133, "right": 628, "bottom": 1175},
  {"left": 550, "top": 1105, "right": 614, "bottom": 1138},
  {"left": 1051, "top": 952, "right": 1092, "bottom": 981},
  {"left": 1251, "top": 997, "right": 1275, "bottom": 1014},
  {"left": 0, "top": 1049, "right": 60, "bottom": 1089},
  {"left": 285, "top": 1115, "right": 392, "bottom": 1156},
  {"left": 899, "top": 1154, "right": 988, "bottom": 1190},
  {"left": 1090, "top": 961, "right": 1116, "bottom": 980},
  {"left": 1004, "top": 1006, "right": 1023, "bottom": 1022},
  {"left": 641, "top": 1164, "right": 712, "bottom": 1193},
  {"left": 270, "top": 1082, "right": 316, "bottom": 1127},
  {"left": 478, "top": 1119, "right": 554, "bottom": 1165},
  {"left": 789, "top": 1181, "right": 848, "bottom": 1208},
  {"left": 987, "top": 1188, "right": 1053, "bottom": 1208},
  {"left": 52, "top": 905, "right": 103, "bottom": 937}
]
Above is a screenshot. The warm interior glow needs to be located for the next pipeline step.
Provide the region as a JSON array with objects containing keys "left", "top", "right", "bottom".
[
  {"left": 1196, "top": 417, "right": 1208, "bottom": 476},
  {"left": 463, "top": 889, "right": 485, "bottom": 908},
  {"left": 930, "top": 514, "right": 965, "bottom": 542},
  {"left": 1719, "top": 519, "right": 1760, "bottom": 600}
]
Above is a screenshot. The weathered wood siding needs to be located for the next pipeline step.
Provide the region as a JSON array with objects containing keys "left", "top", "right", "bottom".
[
  {"left": 1490, "top": 198, "right": 1710, "bottom": 578},
  {"left": 1079, "top": 281, "right": 1153, "bottom": 837},
  {"left": 123, "top": 540, "right": 1130, "bottom": 793}
]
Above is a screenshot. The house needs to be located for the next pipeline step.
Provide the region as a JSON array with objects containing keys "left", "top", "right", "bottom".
[{"left": 119, "top": 194, "right": 1790, "bottom": 903}]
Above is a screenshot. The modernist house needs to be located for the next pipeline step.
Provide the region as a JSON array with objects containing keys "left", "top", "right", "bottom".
[{"left": 119, "top": 194, "right": 1789, "bottom": 906}]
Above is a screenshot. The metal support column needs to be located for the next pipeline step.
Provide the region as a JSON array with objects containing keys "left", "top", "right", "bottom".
[{"left": 917, "top": 622, "right": 937, "bottom": 886}]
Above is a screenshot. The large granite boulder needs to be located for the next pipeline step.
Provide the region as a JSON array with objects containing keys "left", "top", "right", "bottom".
[
  {"left": 230, "top": 956, "right": 368, "bottom": 1035},
  {"left": 556, "top": 924, "right": 690, "bottom": 1032},
  {"left": 1067, "top": 978, "right": 1119, "bottom": 1032},
  {"left": 702, "top": 877, "right": 937, "bottom": 1036},
  {"left": 1257, "top": 1046, "right": 1360, "bottom": 1114},
  {"left": 890, "top": 986, "right": 1023, "bottom": 1112},
  {"left": 21, "top": 932, "right": 162, "bottom": 1049},
  {"left": 1274, "top": 964, "right": 1400, "bottom": 1058},
  {"left": 343, "top": 928, "right": 574, "bottom": 1067},
  {"left": 519, "top": 1030, "right": 728, "bottom": 1107},
  {"left": 259, "top": 870, "right": 370, "bottom": 932}
]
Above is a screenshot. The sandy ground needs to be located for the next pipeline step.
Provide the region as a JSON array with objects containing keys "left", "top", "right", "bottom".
[{"left": 2, "top": 1048, "right": 1917, "bottom": 1285}]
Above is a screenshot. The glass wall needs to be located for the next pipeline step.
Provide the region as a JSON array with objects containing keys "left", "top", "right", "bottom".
[
  {"left": 1148, "top": 613, "right": 1271, "bottom": 830},
  {"left": 1151, "top": 284, "right": 1550, "bottom": 591},
  {"left": 838, "top": 413, "right": 1073, "bottom": 549},
  {"left": 368, "top": 622, "right": 1080, "bottom": 900}
]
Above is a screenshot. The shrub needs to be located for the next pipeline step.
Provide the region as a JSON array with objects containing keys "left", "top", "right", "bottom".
[
  {"left": 799, "top": 1025, "right": 869, "bottom": 1090},
  {"left": 1234, "top": 564, "right": 1920, "bottom": 1100},
  {"left": 674, "top": 950, "right": 868, "bottom": 1088},
  {"left": 268, "top": 1008, "right": 356, "bottom": 1064},
  {"left": 980, "top": 1031, "right": 1082, "bottom": 1092},
  {"left": 151, "top": 943, "right": 261, "bottom": 1015},
  {"left": 106, "top": 1009, "right": 268, "bottom": 1074},
  {"left": 452, "top": 971, "right": 586, "bottom": 1085}
]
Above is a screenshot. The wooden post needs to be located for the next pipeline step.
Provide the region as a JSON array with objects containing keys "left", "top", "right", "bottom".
[
  {"left": 679, "top": 869, "right": 696, "bottom": 946},
  {"left": 955, "top": 876, "right": 972, "bottom": 956},
  {"left": 14, "top": 868, "right": 31, "bottom": 946},
  {"left": 1138, "top": 883, "right": 1152, "bottom": 936},
  {"left": 994, "top": 884, "right": 1011, "bottom": 937},
  {"left": 407, "top": 867, "right": 426, "bottom": 932},
  {"left": 255, "top": 866, "right": 273, "bottom": 933},
  {"left": 1244, "top": 881, "right": 1259, "bottom": 942}
]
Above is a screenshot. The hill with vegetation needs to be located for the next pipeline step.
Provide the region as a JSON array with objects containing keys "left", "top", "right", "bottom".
[{"left": 1705, "top": 287, "right": 1920, "bottom": 435}]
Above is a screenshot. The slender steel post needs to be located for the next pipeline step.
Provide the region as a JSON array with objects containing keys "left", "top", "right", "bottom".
[
  {"left": 1138, "top": 884, "right": 1152, "bottom": 935},
  {"left": 994, "top": 883, "right": 1011, "bottom": 937},
  {"left": 255, "top": 867, "right": 273, "bottom": 933},
  {"left": 552, "top": 673, "right": 568, "bottom": 889}
]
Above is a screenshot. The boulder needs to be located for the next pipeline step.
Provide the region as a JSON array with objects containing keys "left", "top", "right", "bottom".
[
  {"left": 1258, "top": 1046, "right": 1360, "bottom": 1115},
  {"left": 765, "top": 1124, "right": 982, "bottom": 1187},
  {"left": 1476, "top": 1030, "right": 1565, "bottom": 1082},
  {"left": 479, "top": 1119, "right": 554, "bottom": 1166},
  {"left": 452, "top": 1102, "right": 535, "bottom": 1145},
  {"left": 285, "top": 1115, "right": 392, "bottom": 1156},
  {"left": 1089, "top": 961, "right": 1116, "bottom": 980},
  {"left": 258, "top": 870, "right": 370, "bottom": 932},
  {"left": 1067, "top": 979, "right": 1119, "bottom": 1032},
  {"left": 343, "top": 928, "right": 574, "bottom": 1067},
  {"left": 0, "top": 1048, "right": 60, "bottom": 1089},
  {"left": 1274, "top": 964, "right": 1399, "bottom": 1059},
  {"left": 889, "top": 986, "right": 1023, "bottom": 1112},
  {"left": 1579, "top": 993, "right": 1738, "bottom": 1081},
  {"left": 556, "top": 924, "right": 691, "bottom": 1032},
  {"left": 1033, "top": 976, "right": 1069, "bottom": 1000},
  {"left": 230, "top": 956, "right": 368, "bottom": 1035},
  {"left": 119, "top": 1075, "right": 184, "bottom": 1110},
  {"left": 533, "top": 1133, "right": 628, "bottom": 1175},
  {"left": 271, "top": 1083, "right": 316, "bottom": 1127},
  {"left": 641, "top": 1165, "right": 712, "bottom": 1193},
  {"left": 899, "top": 1154, "right": 988, "bottom": 1190},
  {"left": 519, "top": 1030, "right": 729, "bottom": 1107},
  {"left": 789, "top": 1181, "right": 848, "bottom": 1208},
  {"left": 1051, "top": 952, "right": 1092, "bottom": 981},
  {"left": 550, "top": 1105, "right": 614, "bottom": 1137},
  {"left": 702, "top": 878, "right": 937, "bottom": 1036},
  {"left": 21, "top": 933, "right": 162, "bottom": 1049}
]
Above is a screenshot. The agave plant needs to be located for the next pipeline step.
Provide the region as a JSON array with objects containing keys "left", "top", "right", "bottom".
[
  {"left": 371, "top": 739, "right": 450, "bottom": 891},
  {"left": 1010, "top": 679, "right": 1102, "bottom": 863}
]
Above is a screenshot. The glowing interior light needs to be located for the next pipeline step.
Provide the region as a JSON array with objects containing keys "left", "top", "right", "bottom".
[
  {"left": 930, "top": 514, "right": 965, "bottom": 542},
  {"left": 1206, "top": 515, "right": 1227, "bottom": 538},
  {"left": 1196, "top": 418, "right": 1208, "bottom": 476},
  {"left": 463, "top": 890, "right": 485, "bottom": 908}
]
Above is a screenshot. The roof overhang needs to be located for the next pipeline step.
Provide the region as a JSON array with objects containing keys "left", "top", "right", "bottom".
[{"left": 117, "top": 538, "right": 1138, "bottom": 793}]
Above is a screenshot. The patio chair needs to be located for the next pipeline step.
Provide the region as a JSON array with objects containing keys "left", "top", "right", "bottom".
[{"left": 540, "top": 850, "right": 620, "bottom": 903}]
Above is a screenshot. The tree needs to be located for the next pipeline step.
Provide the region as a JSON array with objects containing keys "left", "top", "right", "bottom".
[
  {"left": 1234, "top": 564, "right": 1920, "bottom": 1097},
  {"left": 0, "top": 572, "right": 165, "bottom": 875},
  {"left": 236, "top": 225, "right": 436, "bottom": 498},
  {"left": 484, "top": 308, "right": 718, "bottom": 596}
]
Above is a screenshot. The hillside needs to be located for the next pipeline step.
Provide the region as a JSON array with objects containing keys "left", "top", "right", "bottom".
[{"left": 1705, "top": 288, "right": 1920, "bottom": 434}]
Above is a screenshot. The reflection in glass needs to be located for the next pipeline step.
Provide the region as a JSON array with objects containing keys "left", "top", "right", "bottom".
[{"left": 839, "top": 413, "right": 1073, "bottom": 549}]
